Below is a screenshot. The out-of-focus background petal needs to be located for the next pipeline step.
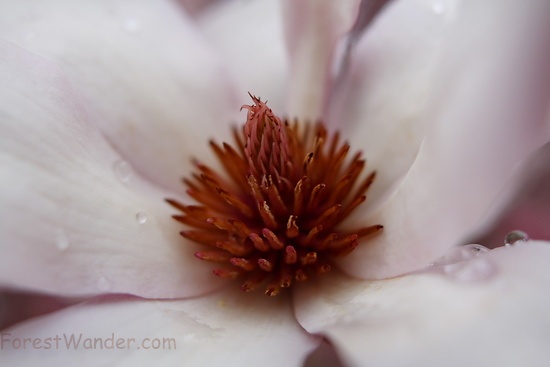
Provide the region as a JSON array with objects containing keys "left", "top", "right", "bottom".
[
  {"left": 281, "top": 0, "right": 360, "bottom": 121},
  {"left": 0, "top": 0, "right": 241, "bottom": 194},
  {"left": 339, "top": 0, "right": 550, "bottom": 279},
  {"left": 196, "top": 0, "right": 288, "bottom": 113},
  {"left": 473, "top": 142, "right": 550, "bottom": 248},
  {"left": 327, "top": 0, "right": 456, "bottom": 208}
]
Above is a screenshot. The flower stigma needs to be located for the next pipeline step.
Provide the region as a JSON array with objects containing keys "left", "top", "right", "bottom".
[{"left": 167, "top": 95, "right": 383, "bottom": 296}]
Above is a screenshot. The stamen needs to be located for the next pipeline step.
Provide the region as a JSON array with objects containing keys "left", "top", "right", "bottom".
[
  {"left": 167, "top": 95, "right": 382, "bottom": 295},
  {"left": 284, "top": 246, "right": 298, "bottom": 264},
  {"left": 258, "top": 258, "right": 274, "bottom": 272},
  {"left": 264, "top": 175, "right": 288, "bottom": 215},
  {"left": 249, "top": 232, "right": 270, "bottom": 252},
  {"left": 259, "top": 201, "right": 278, "bottom": 229},
  {"left": 195, "top": 251, "right": 232, "bottom": 262},
  {"left": 230, "top": 257, "right": 257, "bottom": 271},
  {"left": 216, "top": 240, "right": 252, "bottom": 257},
  {"left": 213, "top": 268, "right": 242, "bottom": 279},
  {"left": 180, "top": 230, "right": 223, "bottom": 247},
  {"left": 241, "top": 272, "right": 268, "bottom": 292},
  {"left": 285, "top": 215, "right": 300, "bottom": 238},
  {"left": 262, "top": 228, "right": 285, "bottom": 250},
  {"left": 293, "top": 177, "right": 307, "bottom": 216},
  {"left": 295, "top": 269, "right": 308, "bottom": 282},
  {"left": 300, "top": 252, "right": 318, "bottom": 266}
]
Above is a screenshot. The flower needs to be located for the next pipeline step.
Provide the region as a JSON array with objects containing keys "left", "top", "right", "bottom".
[{"left": 1, "top": 0, "right": 550, "bottom": 366}]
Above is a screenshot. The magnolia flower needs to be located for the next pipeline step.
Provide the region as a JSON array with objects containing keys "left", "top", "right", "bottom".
[{"left": 1, "top": 0, "right": 550, "bottom": 366}]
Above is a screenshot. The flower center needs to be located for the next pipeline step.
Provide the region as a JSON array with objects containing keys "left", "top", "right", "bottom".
[{"left": 167, "top": 95, "right": 382, "bottom": 296}]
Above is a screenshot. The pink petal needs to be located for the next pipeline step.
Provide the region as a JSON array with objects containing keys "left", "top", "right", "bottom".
[
  {"left": 328, "top": 0, "right": 458, "bottom": 206},
  {"left": 0, "top": 41, "right": 225, "bottom": 298},
  {"left": 0, "top": 291, "right": 81, "bottom": 330},
  {"left": 2, "top": 286, "right": 320, "bottom": 366},
  {"left": 197, "top": 0, "right": 289, "bottom": 113},
  {"left": 177, "top": 0, "right": 219, "bottom": 16},
  {"left": 295, "top": 241, "right": 550, "bottom": 367},
  {"left": 0, "top": 0, "right": 241, "bottom": 194},
  {"left": 339, "top": 0, "right": 550, "bottom": 278},
  {"left": 304, "top": 340, "right": 346, "bottom": 367},
  {"left": 282, "top": 0, "right": 361, "bottom": 120}
]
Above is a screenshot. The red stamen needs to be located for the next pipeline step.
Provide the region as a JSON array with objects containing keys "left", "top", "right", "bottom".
[{"left": 167, "top": 95, "right": 382, "bottom": 296}]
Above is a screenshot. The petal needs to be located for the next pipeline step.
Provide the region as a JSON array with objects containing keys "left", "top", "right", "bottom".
[
  {"left": 0, "top": 291, "right": 81, "bottom": 330},
  {"left": 295, "top": 241, "right": 550, "bottom": 367},
  {"left": 177, "top": 0, "right": 219, "bottom": 16},
  {"left": 328, "top": 0, "right": 457, "bottom": 205},
  {"left": 475, "top": 143, "right": 550, "bottom": 248},
  {"left": 0, "top": 41, "right": 224, "bottom": 298},
  {"left": 0, "top": 0, "right": 241, "bottom": 193},
  {"left": 2, "top": 287, "right": 320, "bottom": 367},
  {"left": 282, "top": 0, "right": 360, "bottom": 120},
  {"left": 304, "top": 340, "right": 346, "bottom": 367},
  {"left": 197, "top": 0, "right": 289, "bottom": 113},
  {"left": 340, "top": 0, "right": 550, "bottom": 278}
]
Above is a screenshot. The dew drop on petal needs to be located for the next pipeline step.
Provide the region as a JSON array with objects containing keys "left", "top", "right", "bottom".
[
  {"left": 136, "top": 212, "right": 148, "bottom": 224},
  {"left": 114, "top": 160, "right": 132, "bottom": 183},
  {"left": 96, "top": 277, "right": 112, "bottom": 292},
  {"left": 504, "top": 230, "right": 529, "bottom": 246},
  {"left": 56, "top": 229, "right": 70, "bottom": 251},
  {"left": 431, "top": 244, "right": 489, "bottom": 267},
  {"left": 442, "top": 257, "right": 496, "bottom": 282}
]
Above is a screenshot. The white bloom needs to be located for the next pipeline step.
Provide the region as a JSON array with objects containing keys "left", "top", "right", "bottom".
[{"left": 1, "top": 1, "right": 549, "bottom": 366}]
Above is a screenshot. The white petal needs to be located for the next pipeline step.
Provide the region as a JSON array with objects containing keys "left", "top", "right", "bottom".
[
  {"left": 328, "top": 0, "right": 457, "bottom": 206},
  {"left": 0, "top": 41, "right": 224, "bottom": 298},
  {"left": 2, "top": 286, "right": 320, "bottom": 367},
  {"left": 475, "top": 143, "right": 550, "bottom": 248},
  {"left": 197, "top": 0, "right": 289, "bottom": 113},
  {"left": 340, "top": 0, "right": 550, "bottom": 278},
  {"left": 0, "top": 0, "right": 241, "bottom": 193},
  {"left": 282, "top": 0, "right": 360, "bottom": 120},
  {"left": 295, "top": 241, "right": 550, "bottom": 367}
]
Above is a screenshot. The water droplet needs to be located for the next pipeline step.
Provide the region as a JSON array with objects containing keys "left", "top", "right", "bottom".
[
  {"left": 442, "top": 257, "right": 496, "bottom": 282},
  {"left": 124, "top": 18, "right": 141, "bottom": 32},
  {"left": 431, "top": 244, "right": 489, "bottom": 267},
  {"left": 136, "top": 212, "right": 148, "bottom": 224},
  {"left": 114, "top": 160, "right": 132, "bottom": 183},
  {"left": 96, "top": 277, "right": 112, "bottom": 292},
  {"left": 432, "top": 1, "right": 446, "bottom": 14},
  {"left": 504, "top": 230, "right": 529, "bottom": 246},
  {"left": 56, "top": 230, "right": 70, "bottom": 251}
]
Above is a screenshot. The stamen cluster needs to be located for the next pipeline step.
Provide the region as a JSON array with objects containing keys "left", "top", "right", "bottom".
[{"left": 167, "top": 95, "right": 382, "bottom": 296}]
